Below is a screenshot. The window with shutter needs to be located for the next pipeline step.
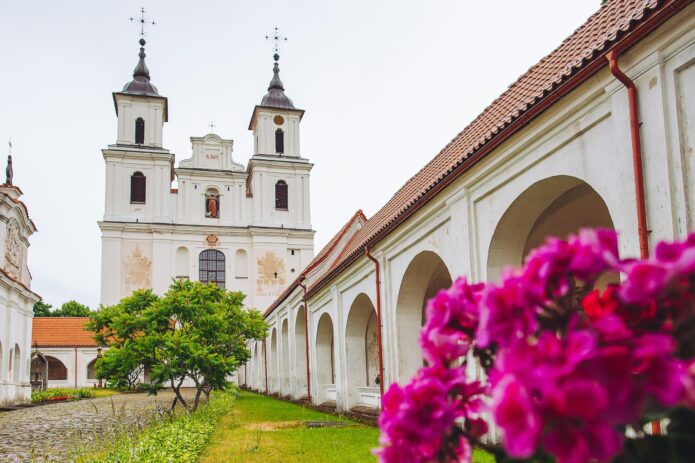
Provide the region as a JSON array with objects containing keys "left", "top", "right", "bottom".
[
  {"left": 199, "top": 249, "right": 225, "bottom": 288},
  {"left": 135, "top": 118, "right": 145, "bottom": 144},
  {"left": 130, "top": 172, "right": 146, "bottom": 203},
  {"left": 275, "top": 129, "right": 284, "bottom": 154},
  {"left": 275, "top": 180, "right": 288, "bottom": 210}
]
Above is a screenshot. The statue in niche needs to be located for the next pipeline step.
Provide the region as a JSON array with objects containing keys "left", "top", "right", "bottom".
[{"left": 206, "top": 192, "right": 219, "bottom": 218}]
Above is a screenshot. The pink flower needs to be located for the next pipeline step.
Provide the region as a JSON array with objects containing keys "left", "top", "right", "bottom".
[
  {"left": 477, "top": 276, "right": 538, "bottom": 348},
  {"left": 542, "top": 420, "right": 622, "bottom": 463},
  {"left": 491, "top": 374, "right": 541, "bottom": 458},
  {"left": 683, "top": 360, "right": 695, "bottom": 409},
  {"left": 376, "top": 366, "right": 486, "bottom": 463},
  {"left": 420, "top": 278, "right": 483, "bottom": 366}
]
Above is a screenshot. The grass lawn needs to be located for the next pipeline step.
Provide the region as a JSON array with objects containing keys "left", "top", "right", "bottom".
[
  {"left": 199, "top": 391, "right": 494, "bottom": 463},
  {"left": 200, "top": 391, "right": 378, "bottom": 463}
]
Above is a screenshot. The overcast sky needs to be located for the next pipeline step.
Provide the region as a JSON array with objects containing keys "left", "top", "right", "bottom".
[{"left": 0, "top": 0, "right": 601, "bottom": 310}]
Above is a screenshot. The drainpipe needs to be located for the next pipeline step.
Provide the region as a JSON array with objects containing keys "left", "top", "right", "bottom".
[
  {"left": 606, "top": 50, "right": 650, "bottom": 260},
  {"left": 263, "top": 339, "right": 268, "bottom": 395},
  {"left": 365, "top": 247, "right": 385, "bottom": 398},
  {"left": 607, "top": 49, "right": 656, "bottom": 435},
  {"left": 298, "top": 275, "right": 312, "bottom": 403}
]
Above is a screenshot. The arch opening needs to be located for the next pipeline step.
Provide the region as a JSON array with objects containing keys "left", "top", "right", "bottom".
[
  {"left": 345, "top": 293, "right": 379, "bottom": 409},
  {"left": 281, "top": 319, "right": 290, "bottom": 395},
  {"left": 45, "top": 355, "right": 68, "bottom": 381},
  {"left": 269, "top": 328, "right": 278, "bottom": 393},
  {"left": 396, "top": 251, "right": 453, "bottom": 383},
  {"left": 487, "top": 176, "right": 615, "bottom": 282},
  {"left": 315, "top": 313, "right": 335, "bottom": 403},
  {"left": 294, "top": 305, "right": 308, "bottom": 397},
  {"left": 87, "top": 358, "right": 98, "bottom": 380},
  {"left": 13, "top": 344, "right": 21, "bottom": 383}
]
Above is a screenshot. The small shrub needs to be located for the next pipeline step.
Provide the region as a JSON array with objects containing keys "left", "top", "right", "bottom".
[
  {"left": 31, "top": 388, "right": 97, "bottom": 403},
  {"left": 77, "top": 390, "right": 236, "bottom": 463}
]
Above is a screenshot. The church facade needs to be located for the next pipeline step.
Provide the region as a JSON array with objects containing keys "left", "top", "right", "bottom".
[
  {"left": 242, "top": 0, "right": 695, "bottom": 421},
  {"left": 0, "top": 165, "right": 41, "bottom": 406},
  {"left": 99, "top": 40, "right": 314, "bottom": 310}
]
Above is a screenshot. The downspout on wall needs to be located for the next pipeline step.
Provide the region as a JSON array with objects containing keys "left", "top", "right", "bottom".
[
  {"left": 606, "top": 49, "right": 650, "bottom": 260},
  {"left": 606, "top": 48, "right": 656, "bottom": 434},
  {"left": 298, "top": 275, "right": 311, "bottom": 403},
  {"left": 365, "top": 248, "right": 385, "bottom": 398}
]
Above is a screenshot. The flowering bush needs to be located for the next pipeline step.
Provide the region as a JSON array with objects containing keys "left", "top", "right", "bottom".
[{"left": 377, "top": 229, "right": 695, "bottom": 463}]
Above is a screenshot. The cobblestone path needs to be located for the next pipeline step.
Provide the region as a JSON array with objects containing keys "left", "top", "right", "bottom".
[{"left": 0, "top": 391, "right": 195, "bottom": 462}]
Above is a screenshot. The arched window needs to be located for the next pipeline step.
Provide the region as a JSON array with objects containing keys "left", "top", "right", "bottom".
[
  {"left": 205, "top": 188, "right": 220, "bottom": 218},
  {"left": 275, "top": 180, "right": 288, "bottom": 210},
  {"left": 275, "top": 129, "right": 284, "bottom": 154},
  {"left": 130, "top": 171, "right": 146, "bottom": 203},
  {"left": 135, "top": 118, "right": 145, "bottom": 144},
  {"left": 87, "top": 359, "right": 98, "bottom": 380},
  {"left": 199, "top": 250, "right": 225, "bottom": 288},
  {"left": 13, "top": 344, "right": 21, "bottom": 383}
]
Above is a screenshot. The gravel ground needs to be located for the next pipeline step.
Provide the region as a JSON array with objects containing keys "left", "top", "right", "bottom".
[{"left": 0, "top": 390, "right": 196, "bottom": 463}]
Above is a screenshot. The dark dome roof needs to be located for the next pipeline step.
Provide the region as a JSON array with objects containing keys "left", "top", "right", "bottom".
[
  {"left": 260, "top": 62, "right": 294, "bottom": 109},
  {"left": 122, "top": 39, "right": 159, "bottom": 96}
]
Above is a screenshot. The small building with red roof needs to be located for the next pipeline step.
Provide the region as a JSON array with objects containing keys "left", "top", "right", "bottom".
[{"left": 30, "top": 317, "right": 101, "bottom": 390}]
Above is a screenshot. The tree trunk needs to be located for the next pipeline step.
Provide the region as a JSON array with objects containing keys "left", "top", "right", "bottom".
[{"left": 171, "top": 377, "right": 189, "bottom": 411}]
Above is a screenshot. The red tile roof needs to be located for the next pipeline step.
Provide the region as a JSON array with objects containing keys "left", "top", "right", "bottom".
[
  {"left": 32, "top": 317, "right": 97, "bottom": 348},
  {"left": 304, "top": 0, "right": 687, "bottom": 299},
  {"left": 263, "top": 210, "right": 367, "bottom": 317}
]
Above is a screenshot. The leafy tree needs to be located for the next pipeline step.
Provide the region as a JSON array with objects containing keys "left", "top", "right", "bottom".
[
  {"left": 90, "top": 290, "right": 159, "bottom": 389},
  {"left": 55, "top": 300, "right": 91, "bottom": 317},
  {"left": 89, "top": 280, "right": 267, "bottom": 411},
  {"left": 33, "top": 301, "right": 53, "bottom": 317}
]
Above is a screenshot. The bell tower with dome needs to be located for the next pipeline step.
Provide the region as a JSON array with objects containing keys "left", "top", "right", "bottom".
[{"left": 99, "top": 35, "right": 315, "bottom": 311}]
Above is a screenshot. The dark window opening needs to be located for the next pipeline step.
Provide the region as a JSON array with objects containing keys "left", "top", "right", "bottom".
[
  {"left": 275, "top": 180, "right": 288, "bottom": 210},
  {"left": 275, "top": 129, "right": 284, "bottom": 154},
  {"left": 135, "top": 118, "right": 145, "bottom": 144},
  {"left": 130, "top": 171, "right": 146, "bottom": 203},
  {"left": 199, "top": 249, "right": 225, "bottom": 288}
]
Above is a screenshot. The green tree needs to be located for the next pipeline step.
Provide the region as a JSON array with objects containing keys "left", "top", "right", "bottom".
[
  {"left": 54, "top": 300, "right": 92, "bottom": 317},
  {"left": 89, "top": 280, "right": 267, "bottom": 411},
  {"left": 33, "top": 301, "right": 53, "bottom": 317},
  {"left": 90, "top": 290, "right": 159, "bottom": 389}
]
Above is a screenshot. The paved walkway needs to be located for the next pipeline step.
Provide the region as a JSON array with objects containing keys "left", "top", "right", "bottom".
[{"left": 0, "top": 391, "right": 195, "bottom": 462}]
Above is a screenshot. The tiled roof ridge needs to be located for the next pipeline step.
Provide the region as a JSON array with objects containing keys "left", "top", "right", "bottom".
[
  {"left": 263, "top": 209, "right": 367, "bottom": 317},
  {"left": 33, "top": 316, "right": 91, "bottom": 319},
  {"left": 303, "top": 0, "right": 682, "bottom": 299}
]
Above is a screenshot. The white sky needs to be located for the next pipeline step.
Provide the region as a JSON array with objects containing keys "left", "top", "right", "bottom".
[{"left": 0, "top": 0, "right": 601, "bottom": 310}]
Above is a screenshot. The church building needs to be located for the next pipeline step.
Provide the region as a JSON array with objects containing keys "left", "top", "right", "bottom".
[
  {"left": 99, "top": 39, "right": 314, "bottom": 310},
  {"left": 0, "top": 156, "right": 41, "bottom": 406}
]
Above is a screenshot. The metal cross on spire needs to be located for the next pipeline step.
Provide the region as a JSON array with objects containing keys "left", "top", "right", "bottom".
[
  {"left": 7, "top": 139, "right": 11, "bottom": 157},
  {"left": 209, "top": 122, "right": 216, "bottom": 133},
  {"left": 265, "top": 27, "right": 288, "bottom": 61},
  {"left": 130, "top": 7, "right": 156, "bottom": 40}
]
